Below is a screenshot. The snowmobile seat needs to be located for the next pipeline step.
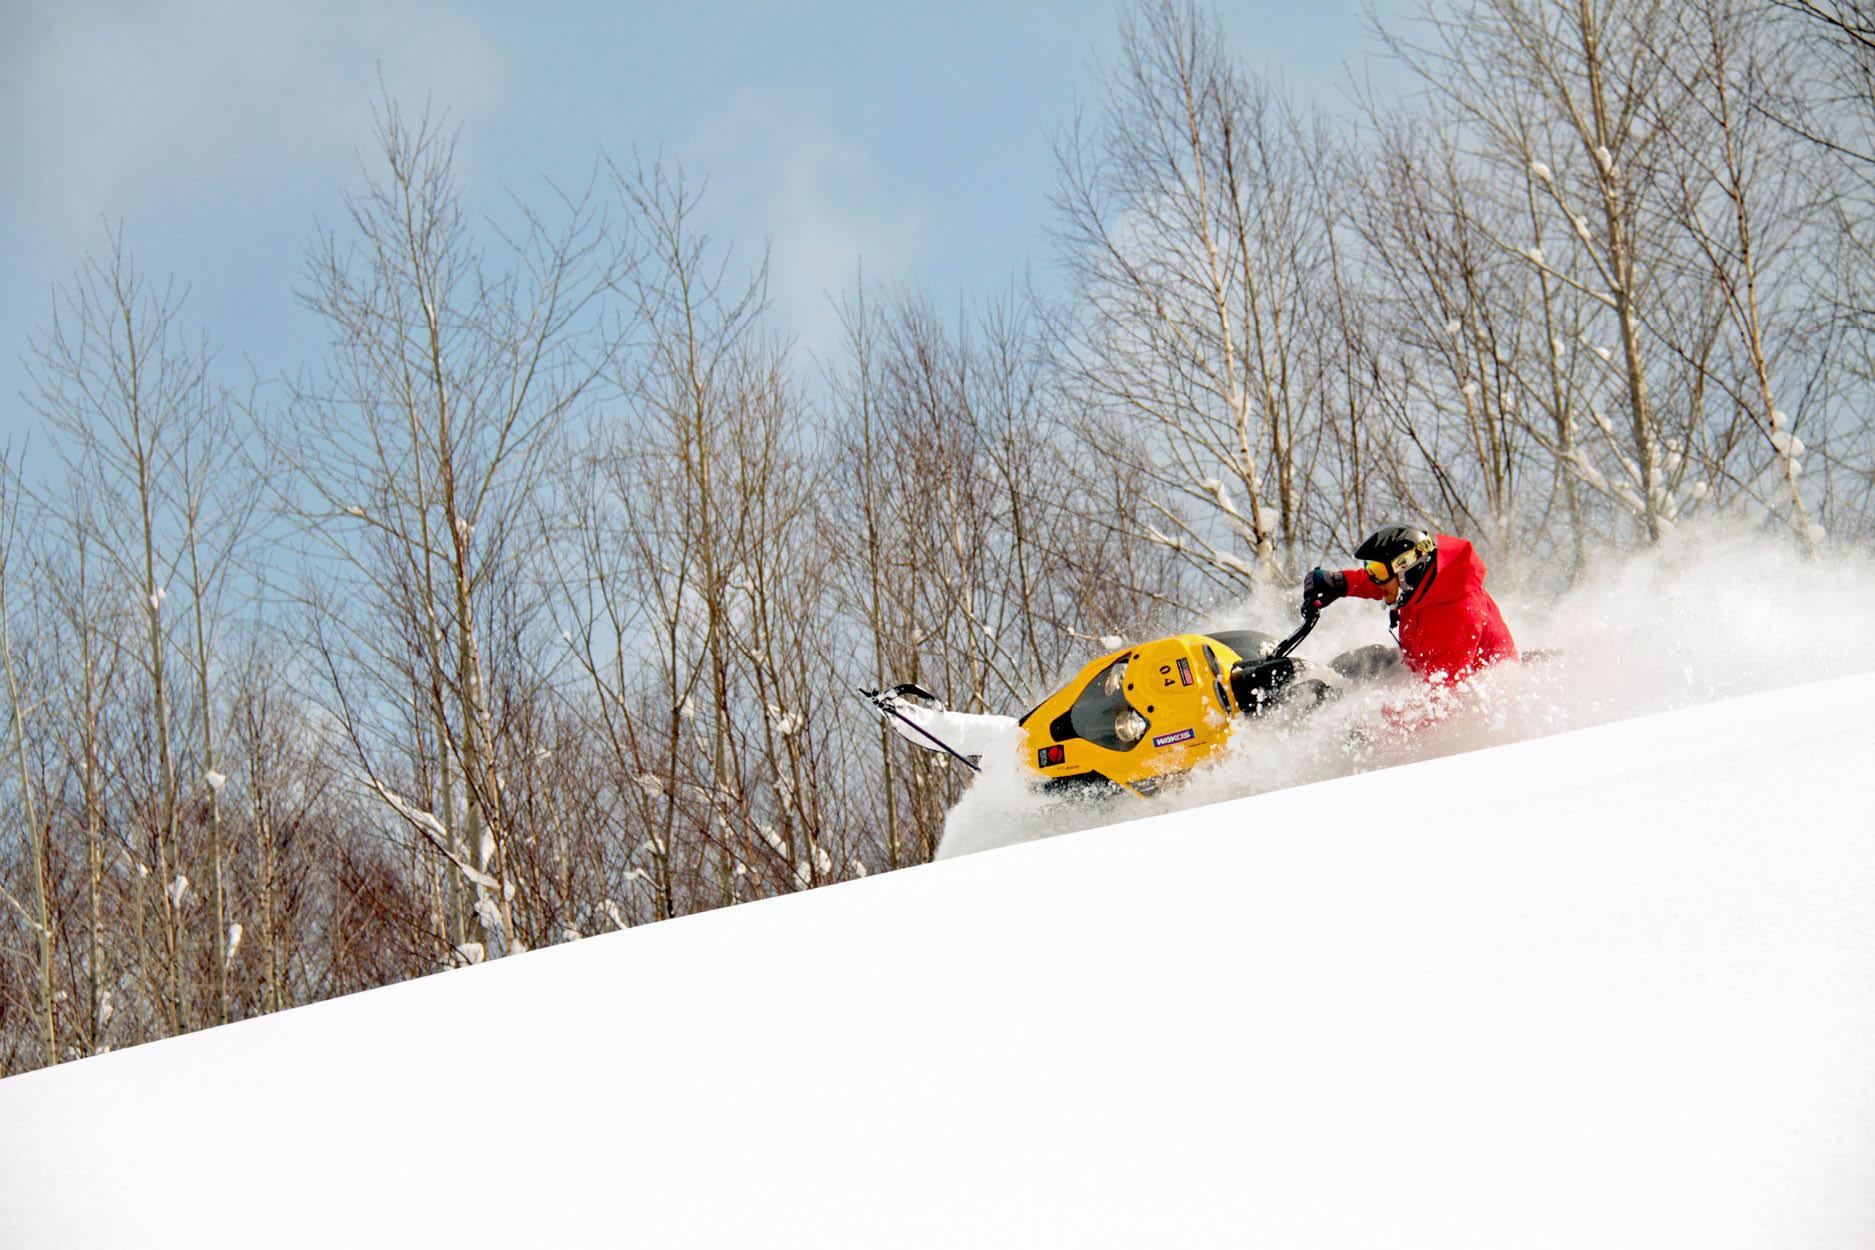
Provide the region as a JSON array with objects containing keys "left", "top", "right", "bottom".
[{"left": 1205, "top": 629, "right": 1282, "bottom": 662}]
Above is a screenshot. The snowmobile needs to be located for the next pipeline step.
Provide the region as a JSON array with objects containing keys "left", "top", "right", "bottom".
[{"left": 862, "top": 609, "right": 1380, "bottom": 801}]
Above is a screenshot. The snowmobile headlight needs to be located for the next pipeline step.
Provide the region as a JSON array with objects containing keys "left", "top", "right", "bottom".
[{"left": 1114, "top": 708, "right": 1148, "bottom": 744}]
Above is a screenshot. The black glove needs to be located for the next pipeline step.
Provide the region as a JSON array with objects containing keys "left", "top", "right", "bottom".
[{"left": 1302, "top": 567, "right": 1346, "bottom": 613}]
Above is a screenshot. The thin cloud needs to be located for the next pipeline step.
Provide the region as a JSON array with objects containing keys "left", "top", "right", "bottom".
[
  {"left": 686, "top": 85, "right": 928, "bottom": 361},
  {"left": 5, "top": 0, "right": 504, "bottom": 244}
]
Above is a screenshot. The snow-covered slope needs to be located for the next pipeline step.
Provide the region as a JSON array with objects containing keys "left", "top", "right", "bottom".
[{"left": 4, "top": 675, "right": 1874, "bottom": 1249}]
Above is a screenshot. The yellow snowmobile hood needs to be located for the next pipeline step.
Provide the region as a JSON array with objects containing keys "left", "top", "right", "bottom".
[{"left": 1017, "top": 633, "right": 1254, "bottom": 795}]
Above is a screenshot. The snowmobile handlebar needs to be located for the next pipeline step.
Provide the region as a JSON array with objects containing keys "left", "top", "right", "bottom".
[{"left": 1266, "top": 606, "right": 1319, "bottom": 662}]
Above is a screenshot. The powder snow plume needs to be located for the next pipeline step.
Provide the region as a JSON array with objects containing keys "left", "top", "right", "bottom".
[{"left": 937, "top": 520, "right": 1875, "bottom": 858}]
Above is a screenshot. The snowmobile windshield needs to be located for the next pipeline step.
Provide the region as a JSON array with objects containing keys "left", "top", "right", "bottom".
[{"left": 1067, "top": 656, "right": 1145, "bottom": 751}]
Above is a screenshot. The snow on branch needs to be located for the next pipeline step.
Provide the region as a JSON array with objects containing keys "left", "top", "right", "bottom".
[
  {"left": 1145, "top": 515, "right": 1257, "bottom": 585},
  {"left": 1561, "top": 444, "right": 1647, "bottom": 520},
  {"left": 364, "top": 777, "right": 508, "bottom": 899},
  {"left": 1195, "top": 476, "right": 1261, "bottom": 548},
  {"left": 1145, "top": 494, "right": 1264, "bottom": 587},
  {"left": 0, "top": 878, "right": 48, "bottom": 932}
]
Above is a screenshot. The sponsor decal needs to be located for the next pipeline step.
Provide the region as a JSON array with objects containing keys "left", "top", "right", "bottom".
[
  {"left": 1037, "top": 744, "right": 1066, "bottom": 767},
  {"left": 1176, "top": 657, "right": 1194, "bottom": 686},
  {"left": 1151, "top": 727, "right": 1195, "bottom": 748}
]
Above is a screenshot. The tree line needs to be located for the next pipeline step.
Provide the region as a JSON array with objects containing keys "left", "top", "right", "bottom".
[{"left": 3, "top": 0, "right": 1869, "bottom": 1073}]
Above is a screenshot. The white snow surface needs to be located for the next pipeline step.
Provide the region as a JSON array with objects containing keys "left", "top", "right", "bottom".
[{"left": 3, "top": 666, "right": 1875, "bottom": 1247}]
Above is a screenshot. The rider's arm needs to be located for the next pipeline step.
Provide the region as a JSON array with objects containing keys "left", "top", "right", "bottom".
[{"left": 1340, "top": 567, "right": 1388, "bottom": 601}]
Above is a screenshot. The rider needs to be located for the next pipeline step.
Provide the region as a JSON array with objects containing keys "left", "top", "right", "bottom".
[{"left": 1301, "top": 525, "right": 1517, "bottom": 684}]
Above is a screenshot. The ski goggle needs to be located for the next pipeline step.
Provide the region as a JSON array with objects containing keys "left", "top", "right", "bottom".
[{"left": 1363, "top": 538, "right": 1435, "bottom": 583}]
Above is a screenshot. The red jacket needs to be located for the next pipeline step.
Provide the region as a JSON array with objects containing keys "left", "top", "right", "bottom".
[{"left": 1342, "top": 535, "right": 1517, "bottom": 682}]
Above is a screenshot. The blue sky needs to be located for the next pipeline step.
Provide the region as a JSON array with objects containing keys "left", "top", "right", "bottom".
[{"left": 2, "top": 0, "right": 1396, "bottom": 461}]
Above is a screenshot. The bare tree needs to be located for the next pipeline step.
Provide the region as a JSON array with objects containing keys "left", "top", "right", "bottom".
[
  {"left": 1051, "top": 0, "right": 1348, "bottom": 589},
  {"left": 1767, "top": 0, "right": 1875, "bottom": 538},
  {"left": 827, "top": 292, "right": 995, "bottom": 864},
  {"left": 1645, "top": 0, "right": 1823, "bottom": 550},
  {"left": 563, "top": 159, "right": 838, "bottom": 909},
  {"left": 35, "top": 483, "right": 130, "bottom": 1055},
  {"left": 224, "top": 634, "right": 339, "bottom": 1016},
  {"left": 1383, "top": 0, "right": 1706, "bottom": 544},
  {"left": 283, "top": 98, "right": 625, "bottom": 965},
  {"left": 0, "top": 455, "right": 59, "bottom": 1067},
  {"left": 26, "top": 230, "right": 222, "bottom": 1035},
  {"left": 1346, "top": 114, "right": 1536, "bottom": 549}
]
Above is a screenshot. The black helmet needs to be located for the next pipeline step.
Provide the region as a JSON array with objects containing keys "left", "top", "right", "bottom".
[{"left": 1354, "top": 524, "right": 1436, "bottom": 588}]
